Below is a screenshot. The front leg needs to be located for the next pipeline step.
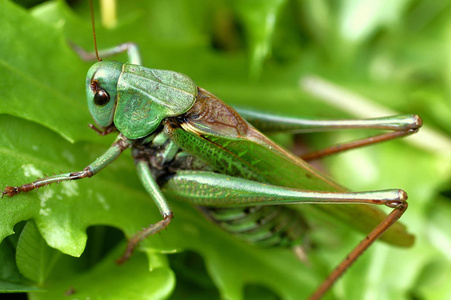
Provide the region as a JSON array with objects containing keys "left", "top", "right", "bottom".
[
  {"left": 2, "top": 134, "right": 131, "bottom": 197},
  {"left": 71, "top": 42, "right": 142, "bottom": 65}
]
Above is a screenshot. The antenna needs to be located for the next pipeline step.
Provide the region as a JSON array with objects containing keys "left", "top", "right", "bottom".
[{"left": 90, "top": 0, "right": 102, "bottom": 61}]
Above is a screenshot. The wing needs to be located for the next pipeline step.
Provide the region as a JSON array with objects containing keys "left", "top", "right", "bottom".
[{"left": 164, "top": 87, "right": 414, "bottom": 247}]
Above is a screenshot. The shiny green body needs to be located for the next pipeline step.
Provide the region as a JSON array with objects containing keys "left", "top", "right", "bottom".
[
  {"left": 87, "top": 61, "right": 197, "bottom": 139},
  {"left": 158, "top": 88, "right": 412, "bottom": 246},
  {"left": 3, "top": 50, "right": 419, "bottom": 299},
  {"left": 81, "top": 58, "right": 413, "bottom": 247},
  {"left": 3, "top": 59, "right": 412, "bottom": 248}
]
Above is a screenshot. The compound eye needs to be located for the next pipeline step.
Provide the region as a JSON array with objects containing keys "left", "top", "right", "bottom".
[{"left": 93, "top": 88, "right": 110, "bottom": 106}]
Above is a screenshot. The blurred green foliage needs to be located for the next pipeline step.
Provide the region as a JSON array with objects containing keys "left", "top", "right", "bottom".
[{"left": 0, "top": 0, "right": 450, "bottom": 299}]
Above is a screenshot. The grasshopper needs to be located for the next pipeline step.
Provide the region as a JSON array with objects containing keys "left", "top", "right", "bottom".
[{"left": 1, "top": 2, "right": 422, "bottom": 299}]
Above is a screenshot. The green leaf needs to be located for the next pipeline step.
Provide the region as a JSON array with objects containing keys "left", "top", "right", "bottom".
[
  {"left": 231, "top": 0, "right": 288, "bottom": 78},
  {"left": 31, "top": 246, "right": 175, "bottom": 300},
  {"left": 0, "top": 0, "right": 89, "bottom": 143},
  {"left": 16, "top": 220, "right": 62, "bottom": 285},
  {"left": 0, "top": 227, "right": 41, "bottom": 292}
]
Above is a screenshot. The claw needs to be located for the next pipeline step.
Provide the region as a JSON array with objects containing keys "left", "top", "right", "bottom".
[
  {"left": 116, "top": 246, "right": 132, "bottom": 265},
  {"left": 2, "top": 186, "right": 17, "bottom": 197}
]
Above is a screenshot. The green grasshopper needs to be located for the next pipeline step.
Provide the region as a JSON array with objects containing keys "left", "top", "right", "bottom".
[{"left": 1, "top": 4, "right": 422, "bottom": 300}]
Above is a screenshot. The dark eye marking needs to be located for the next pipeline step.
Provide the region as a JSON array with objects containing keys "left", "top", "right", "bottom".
[
  {"left": 94, "top": 89, "right": 110, "bottom": 106},
  {"left": 90, "top": 79, "right": 110, "bottom": 107}
]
